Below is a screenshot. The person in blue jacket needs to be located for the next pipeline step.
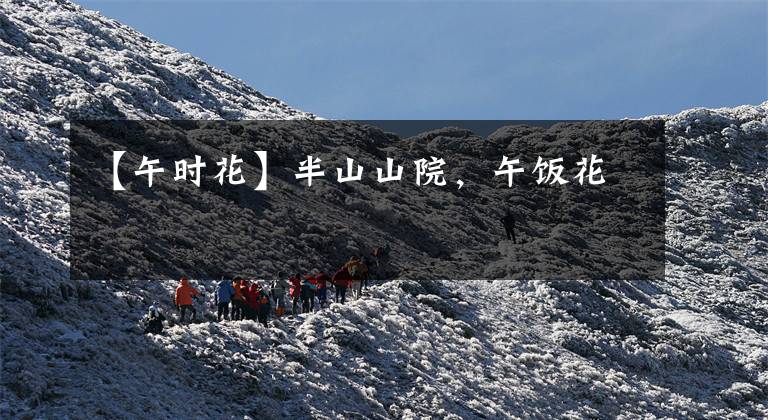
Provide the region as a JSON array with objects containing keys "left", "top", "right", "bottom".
[{"left": 214, "top": 276, "right": 236, "bottom": 321}]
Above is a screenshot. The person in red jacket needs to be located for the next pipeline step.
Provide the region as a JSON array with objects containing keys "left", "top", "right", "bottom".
[
  {"left": 332, "top": 266, "right": 352, "bottom": 304},
  {"left": 315, "top": 270, "right": 330, "bottom": 309},
  {"left": 246, "top": 282, "right": 262, "bottom": 320},
  {"left": 174, "top": 276, "right": 201, "bottom": 323},
  {"left": 237, "top": 279, "right": 250, "bottom": 319},
  {"left": 289, "top": 274, "right": 302, "bottom": 316}
]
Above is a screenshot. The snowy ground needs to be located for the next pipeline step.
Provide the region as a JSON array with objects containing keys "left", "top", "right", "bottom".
[
  {"left": 2, "top": 278, "right": 767, "bottom": 418},
  {"left": 1, "top": 0, "right": 768, "bottom": 418}
]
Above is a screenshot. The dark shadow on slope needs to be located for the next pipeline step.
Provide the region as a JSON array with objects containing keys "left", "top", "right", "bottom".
[
  {"left": 714, "top": 299, "right": 768, "bottom": 335},
  {"left": 0, "top": 222, "right": 71, "bottom": 304},
  {"left": 0, "top": 12, "right": 30, "bottom": 52},
  {"left": 550, "top": 280, "right": 652, "bottom": 339}
]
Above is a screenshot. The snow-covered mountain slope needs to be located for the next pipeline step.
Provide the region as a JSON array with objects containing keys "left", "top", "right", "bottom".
[
  {"left": 1, "top": 0, "right": 767, "bottom": 418},
  {"left": 3, "top": 277, "right": 767, "bottom": 418},
  {"left": 0, "top": 0, "right": 313, "bottom": 291}
]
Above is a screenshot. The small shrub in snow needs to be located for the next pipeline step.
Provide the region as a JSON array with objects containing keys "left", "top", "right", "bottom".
[
  {"left": 238, "top": 320, "right": 263, "bottom": 334},
  {"left": 757, "top": 372, "right": 768, "bottom": 390},
  {"left": 7, "top": 369, "right": 49, "bottom": 402},
  {"left": 394, "top": 280, "right": 426, "bottom": 296},
  {"left": 276, "top": 344, "right": 307, "bottom": 363},
  {"left": 746, "top": 348, "right": 768, "bottom": 369},
  {"left": 382, "top": 313, "right": 409, "bottom": 334},
  {"left": 75, "top": 282, "right": 94, "bottom": 300},
  {"left": 447, "top": 319, "right": 475, "bottom": 339},
  {"left": 718, "top": 382, "right": 764, "bottom": 409},
  {"left": 323, "top": 325, "right": 370, "bottom": 353},
  {"left": 740, "top": 120, "right": 768, "bottom": 137},
  {"left": 416, "top": 294, "right": 455, "bottom": 319},
  {"left": 34, "top": 300, "right": 55, "bottom": 318},
  {"left": 553, "top": 330, "right": 594, "bottom": 358}
]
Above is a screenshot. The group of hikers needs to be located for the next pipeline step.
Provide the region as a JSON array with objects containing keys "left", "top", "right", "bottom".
[
  {"left": 143, "top": 253, "right": 380, "bottom": 334},
  {"left": 143, "top": 211, "right": 518, "bottom": 335}
]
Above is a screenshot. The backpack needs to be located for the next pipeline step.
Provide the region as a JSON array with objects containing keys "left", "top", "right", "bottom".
[{"left": 346, "top": 260, "right": 361, "bottom": 277}]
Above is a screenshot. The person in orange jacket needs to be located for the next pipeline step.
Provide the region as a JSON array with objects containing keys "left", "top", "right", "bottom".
[
  {"left": 230, "top": 277, "right": 246, "bottom": 321},
  {"left": 175, "top": 276, "right": 201, "bottom": 322}
]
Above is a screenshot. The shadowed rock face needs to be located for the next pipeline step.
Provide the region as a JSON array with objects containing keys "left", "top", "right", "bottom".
[
  {"left": 67, "top": 119, "right": 665, "bottom": 282},
  {"left": 1, "top": 0, "right": 767, "bottom": 418}
]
